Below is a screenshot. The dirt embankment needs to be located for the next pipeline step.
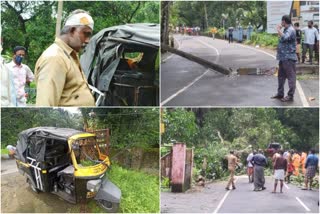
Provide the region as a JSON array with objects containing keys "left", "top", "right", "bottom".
[{"left": 1, "top": 172, "right": 77, "bottom": 213}]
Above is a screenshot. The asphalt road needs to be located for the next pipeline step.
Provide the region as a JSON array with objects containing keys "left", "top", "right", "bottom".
[
  {"left": 161, "top": 34, "right": 318, "bottom": 107},
  {"left": 161, "top": 175, "right": 319, "bottom": 213}
]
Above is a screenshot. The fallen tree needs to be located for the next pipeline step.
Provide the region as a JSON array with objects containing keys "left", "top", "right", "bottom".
[{"left": 161, "top": 44, "right": 231, "bottom": 75}]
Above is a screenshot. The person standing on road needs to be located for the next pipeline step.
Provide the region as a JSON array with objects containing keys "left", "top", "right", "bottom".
[
  {"left": 272, "top": 150, "right": 287, "bottom": 193},
  {"left": 294, "top": 23, "right": 302, "bottom": 63},
  {"left": 247, "top": 150, "right": 256, "bottom": 183},
  {"left": 272, "top": 15, "right": 297, "bottom": 102},
  {"left": 313, "top": 24, "right": 319, "bottom": 65},
  {"left": 302, "top": 149, "right": 319, "bottom": 190},
  {"left": 225, "top": 150, "right": 239, "bottom": 190},
  {"left": 252, "top": 149, "right": 268, "bottom": 191},
  {"left": 301, "top": 20, "right": 319, "bottom": 65},
  {"left": 6, "top": 46, "right": 35, "bottom": 106},
  {"left": 228, "top": 27, "right": 234, "bottom": 43},
  {"left": 300, "top": 151, "right": 307, "bottom": 175},
  {"left": 292, "top": 150, "right": 301, "bottom": 176},
  {"left": 34, "top": 9, "right": 95, "bottom": 106}
]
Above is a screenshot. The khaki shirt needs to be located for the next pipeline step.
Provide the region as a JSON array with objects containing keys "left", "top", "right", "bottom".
[
  {"left": 35, "top": 37, "right": 95, "bottom": 106},
  {"left": 226, "top": 154, "right": 238, "bottom": 170}
]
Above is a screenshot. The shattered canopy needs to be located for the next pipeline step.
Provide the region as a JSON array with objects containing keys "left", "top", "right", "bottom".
[
  {"left": 15, "top": 127, "right": 85, "bottom": 163},
  {"left": 80, "top": 23, "right": 160, "bottom": 93}
]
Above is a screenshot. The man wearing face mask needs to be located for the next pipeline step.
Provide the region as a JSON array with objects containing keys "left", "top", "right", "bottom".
[
  {"left": 301, "top": 20, "right": 319, "bottom": 65},
  {"left": 6, "top": 46, "right": 34, "bottom": 106},
  {"left": 271, "top": 15, "right": 297, "bottom": 102},
  {"left": 35, "top": 9, "right": 95, "bottom": 106}
]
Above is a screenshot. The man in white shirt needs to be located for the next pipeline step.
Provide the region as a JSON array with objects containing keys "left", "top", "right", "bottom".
[
  {"left": 6, "top": 46, "right": 34, "bottom": 106},
  {"left": 247, "top": 150, "right": 256, "bottom": 183},
  {"left": 301, "top": 20, "right": 319, "bottom": 65}
]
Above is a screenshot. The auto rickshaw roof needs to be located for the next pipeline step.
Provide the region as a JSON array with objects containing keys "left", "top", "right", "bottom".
[
  {"left": 16, "top": 127, "right": 93, "bottom": 163},
  {"left": 18, "top": 127, "right": 87, "bottom": 140},
  {"left": 80, "top": 23, "right": 160, "bottom": 93}
]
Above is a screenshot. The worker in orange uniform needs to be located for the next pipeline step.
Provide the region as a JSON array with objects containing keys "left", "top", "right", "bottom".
[
  {"left": 292, "top": 151, "right": 301, "bottom": 176},
  {"left": 300, "top": 151, "right": 307, "bottom": 175}
]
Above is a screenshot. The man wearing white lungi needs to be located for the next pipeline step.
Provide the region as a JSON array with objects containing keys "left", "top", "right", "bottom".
[{"left": 272, "top": 150, "right": 287, "bottom": 193}]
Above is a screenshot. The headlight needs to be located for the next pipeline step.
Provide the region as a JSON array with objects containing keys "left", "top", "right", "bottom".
[{"left": 87, "top": 179, "right": 102, "bottom": 192}]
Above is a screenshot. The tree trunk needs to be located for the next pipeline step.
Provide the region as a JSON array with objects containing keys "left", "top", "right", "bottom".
[
  {"left": 203, "top": 2, "right": 209, "bottom": 30},
  {"left": 161, "top": 44, "right": 231, "bottom": 75},
  {"left": 161, "top": 1, "right": 170, "bottom": 50}
]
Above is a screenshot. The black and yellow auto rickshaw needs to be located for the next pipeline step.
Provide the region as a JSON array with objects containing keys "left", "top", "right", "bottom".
[{"left": 15, "top": 127, "right": 121, "bottom": 212}]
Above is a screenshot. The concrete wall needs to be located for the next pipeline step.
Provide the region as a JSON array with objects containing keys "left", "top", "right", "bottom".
[{"left": 171, "top": 143, "right": 186, "bottom": 192}]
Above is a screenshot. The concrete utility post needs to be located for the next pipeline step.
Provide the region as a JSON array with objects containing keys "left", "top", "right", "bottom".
[{"left": 55, "top": 0, "right": 63, "bottom": 37}]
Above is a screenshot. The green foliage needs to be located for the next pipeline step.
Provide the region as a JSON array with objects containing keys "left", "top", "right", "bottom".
[
  {"left": 107, "top": 165, "right": 159, "bottom": 213},
  {"left": 26, "top": 82, "right": 37, "bottom": 104},
  {"left": 161, "top": 108, "right": 198, "bottom": 146},
  {"left": 169, "top": 1, "right": 266, "bottom": 31},
  {"left": 1, "top": 149, "right": 9, "bottom": 155},
  {"left": 81, "top": 108, "right": 159, "bottom": 150},
  {"left": 161, "top": 176, "right": 170, "bottom": 189},
  {"left": 246, "top": 32, "right": 278, "bottom": 48}
]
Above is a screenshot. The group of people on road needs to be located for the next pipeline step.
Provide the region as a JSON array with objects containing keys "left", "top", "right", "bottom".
[
  {"left": 1, "top": 9, "right": 95, "bottom": 107},
  {"left": 174, "top": 26, "right": 201, "bottom": 36},
  {"left": 225, "top": 148, "right": 319, "bottom": 194},
  {"left": 294, "top": 21, "right": 319, "bottom": 65}
]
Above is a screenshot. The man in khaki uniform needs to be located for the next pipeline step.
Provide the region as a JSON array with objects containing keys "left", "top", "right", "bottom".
[
  {"left": 35, "top": 9, "right": 95, "bottom": 106},
  {"left": 225, "top": 150, "right": 239, "bottom": 190}
]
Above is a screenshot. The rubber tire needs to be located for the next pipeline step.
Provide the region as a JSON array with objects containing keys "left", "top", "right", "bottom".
[
  {"left": 27, "top": 177, "right": 39, "bottom": 193},
  {"left": 98, "top": 200, "right": 119, "bottom": 213}
]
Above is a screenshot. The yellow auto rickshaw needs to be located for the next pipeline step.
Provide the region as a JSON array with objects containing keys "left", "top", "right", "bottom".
[{"left": 15, "top": 127, "right": 121, "bottom": 212}]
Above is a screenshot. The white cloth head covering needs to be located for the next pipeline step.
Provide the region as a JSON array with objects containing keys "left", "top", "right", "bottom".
[{"left": 65, "top": 12, "right": 94, "bottom": 30}]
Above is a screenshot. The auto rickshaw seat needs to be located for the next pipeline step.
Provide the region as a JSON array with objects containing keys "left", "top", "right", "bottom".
[
  {"left": 57, "top": 165, "right": 74, "bottom": 177},
  {"left": 48, "top": 163, "right": 70, "bottom": 173}
]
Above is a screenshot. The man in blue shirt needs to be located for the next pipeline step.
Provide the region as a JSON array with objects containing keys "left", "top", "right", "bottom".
[
  {"left": 272, "top": 15, "right": 297, "bottom": 102},
  {"left": 302, "top": 149, "right": 319, "bottom": 190}
]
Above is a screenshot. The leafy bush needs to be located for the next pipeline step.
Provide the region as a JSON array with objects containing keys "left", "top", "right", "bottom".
[
  {"left": 26, "top": 82, "right": 37, "bottom": 104},
  {"left": 247, "top": 32, "right": 278, "bottom": 48},
  {"left": 161, "top": 176, "right": 170, "bottom": 189},
  {"left": 107, "top": 165, "right": 159, "bottom": 213}
]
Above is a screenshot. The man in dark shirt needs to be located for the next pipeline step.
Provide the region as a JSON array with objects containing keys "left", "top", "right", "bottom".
[
  {"left": 228, "top": 27, "right": 234, "bottom": 43},
  {"left": 272, "top": 150, "right": 287, "bottom": 193},
  {"left": 302, "top": 149, "right": 319, "bottom": 190},
  {"left": 294, "top": 23, "right": 302, "bottom": 63},
  {"left": 252, "top": 150, "right": 267, "bottom": 191}
]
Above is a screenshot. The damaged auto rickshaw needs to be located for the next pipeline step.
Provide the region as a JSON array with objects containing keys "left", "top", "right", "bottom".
[
  {"left": 80, "top": 23, "right": 160, "bottom": 106},
  {"left": 15, "top": 127, "right": 121, "bottom": 212}
]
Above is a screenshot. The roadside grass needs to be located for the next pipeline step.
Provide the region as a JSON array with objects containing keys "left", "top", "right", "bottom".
[
  {"left": 296, "top": 73, "right": 319, "bottom": 81},
  {"left": 1, "top": 149, "right": 9, "bottom": 155},
  {"left": 69, "top": 164, "right": 159, "bottom": 213}
]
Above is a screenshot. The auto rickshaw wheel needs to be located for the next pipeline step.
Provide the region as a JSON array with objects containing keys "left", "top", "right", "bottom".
[
  {"left": 27, "top": 177, "right": 39, "bottom": 193},
  {"left": 97, "top": 200, "right": 119, "bottom": 213}
]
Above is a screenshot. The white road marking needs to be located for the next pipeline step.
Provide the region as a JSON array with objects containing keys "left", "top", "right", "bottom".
[
  {"left": 284, "top": 183, "right": 290, "bottom": 189},
  {"left": 236, "top": 43, "right": 309, "bottom": 107},
  {"left": 236, "top": 43, "right": 277, "bottom": 59},
  {"left": 195, "top": 38, "right": 220, "bottom": 62},
  {"left": 161, "top": 69, "right": 211, "bottom": 106},
  {"left": 296, "top": 197, "right": 311, "bottom": 212},
  {"left": 213, "top": 177, "right": 238, "bottom": 214},
  {"left": 296, "top": 80, "right": 310, "bottom": 107}
]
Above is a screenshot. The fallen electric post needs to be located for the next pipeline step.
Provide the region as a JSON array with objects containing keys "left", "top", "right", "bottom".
[{"left": 161, "top": 43, "right": 231, "bottom": 75}]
